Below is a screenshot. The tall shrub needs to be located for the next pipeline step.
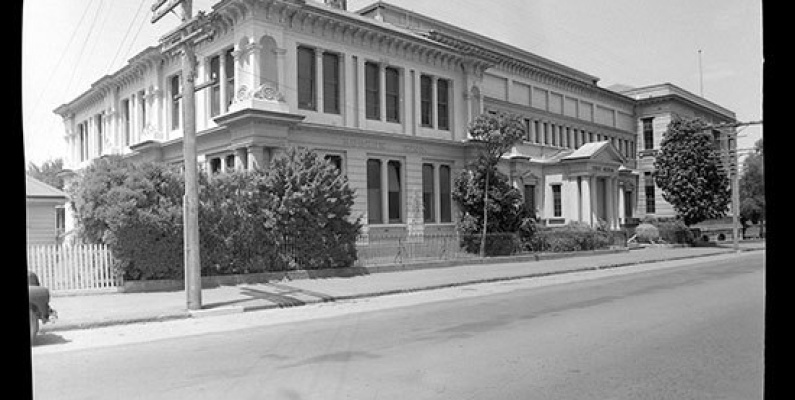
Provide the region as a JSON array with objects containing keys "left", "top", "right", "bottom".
[
  {"left": 68, "top": 156, "right": 185, "bottom": 280},
  {"left": 265, "top": 147, "right": 362, "bottom": 269}
]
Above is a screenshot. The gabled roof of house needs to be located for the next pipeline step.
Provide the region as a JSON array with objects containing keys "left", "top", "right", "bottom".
[
  {"left": 26, "top": 175, "right": 68, "bottom": 200},
  {"left": 562, "top": 140, "right": 625, "bottom": 164}
]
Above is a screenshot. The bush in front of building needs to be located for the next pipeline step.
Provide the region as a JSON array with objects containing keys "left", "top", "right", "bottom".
[
  {"left": 200, "top": 148, "right": 361, "bottom": 273},
  {"left": 654, "top": 218, "right": 696, "bottom": 244},
  {"left": 68, "top": 156, "right": 186, "bottom": 280},
  {"left": 453, "top": 162, "right": 535, "bottom": 256},
  {"left": 70, "top": 148, "right": 362, "bottom": 280},
  {"left": 531, "top": 222, "right": 613, "bottom": 252},
  {"left": 634, "top": 223, "right": 660, "bottom": 243},
  {"left": 263, "top": 147, "right": 362, "bottom": 270}
]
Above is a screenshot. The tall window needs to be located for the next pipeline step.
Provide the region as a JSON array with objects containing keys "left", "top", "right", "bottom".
[
  {"left": 437, "top": 78, "right": 449, "bottom": 130},
  {"left": 387, "top": 161, "right": 402, "bottom": 223},
  {"left": 642, "top": 117, "right": 654, "bottom": 150},
  {"left": 95, "top": 114, "right": 103, "bottom": 156},
  {"left": 552, "top": 185, "right": 562, "bottom": 217},
  {"left": 322, "top": 52, "right": 340, "bottom": 114},
  {"left": 439, "top": 165, "right": 451, "bottom": 223},
  {"left": 385, "top": 67, "right": 400, "bottom": 123},
  {"left": 366, "top": 158, "right": 404, "bottom": 224},
  {"left": 225, "top": 49, "right": 235, "bottom": 109},
  {"left": 365, "top": 62, "right": 380, "bottom": 120},
  {"left": 78, "top": 123, "right": 87, "bottom": 161},
  {"left": 367, "top": 159, "right": 382, "bottom": 224},
  {"left": 297, "top": 46, "right": 316, "bottom": 111},
  {"left": 645, "top": 172, "right": 656, "bottom": 213},
  {"left": 422, "top": 164, "right": 435, "bottom": 222},
  {"left": 121, "top": 99, "right": 131, "bottom": 145},
  {"left": 420, "top": 75, "right": 433, "bottom": 127},
  {"left": 139, "top": 91, "right": 147, "bottom": 130},
  {"left": 524, "top": 184, "right": 536, "bottom": 214},
  {"left": 209, "top": 54, "right": 221, "bottom": 117},
  {"left": 170, "top": 75, "right": 181, "bottom": 130}
]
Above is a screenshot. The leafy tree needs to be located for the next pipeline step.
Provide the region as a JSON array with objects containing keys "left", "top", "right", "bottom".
[
  {"left": 653, "top": 116, "right": 730, "bottom": 226},
  {"left": 457, "top": 111, "right": 528, "bottom": 256},
  {"left": 740, "top": 138, "right": 764, "bottom": 236},
  {"left": 26, "top": 158, "right": 66, "bottom": 189},
  {"left": 68, "top": 148, "right": 363, "bottom": 279},
  {"left": 265, "top": 147, "right": 362, "bottom": 269},
  {"left": 68, "top": 156, "right": 185, "bottom": 280}
]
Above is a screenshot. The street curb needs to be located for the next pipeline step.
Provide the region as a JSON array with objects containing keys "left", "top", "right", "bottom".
[{"left": 42, "top": 247, "right": 763, "bottom": 332}]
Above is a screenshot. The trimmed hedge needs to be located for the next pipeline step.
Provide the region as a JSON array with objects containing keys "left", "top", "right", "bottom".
[{"left": 532, "top": 223, "right": 613, "bottom": 252}]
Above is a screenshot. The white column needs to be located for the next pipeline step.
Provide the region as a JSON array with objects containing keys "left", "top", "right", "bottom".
[
  {"left": 275, "top": 47, "right": 286, "bottom": 92},
  {"left": 234, "top": 147, "right": 247, "bottom": 171},
  {"left": 433, "top": 164, "right": 441, "bottom": 223},
  {"left": 588, "top": 176, "right": 597, "bottom": 226},
  {"left": 618, "top": 184, "right": 626, "bottom": 226},
  {"left": 580, "top": 176, "right": 591, "bottom": 225},
  {"left": 605, "top": 177, "right": 614, "bottom": 229},
  {"left": 344, "top": 53, "right": 356, "bottom": 127}
]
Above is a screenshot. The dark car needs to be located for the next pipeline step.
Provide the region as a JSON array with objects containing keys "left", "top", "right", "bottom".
[{"left": 28, "top": 271, "right": 56, "bottom": 343}]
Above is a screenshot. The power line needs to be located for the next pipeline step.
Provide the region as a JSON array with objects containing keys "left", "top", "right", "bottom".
[
  {"left": 63, "top": 0, "right": 106, "bottom": 97},
  {"left": 106, "top": 0, "right": 149, "bottom": 74},
  {"left": 24, "top": 0, "right": 100, "bottom": 128}
]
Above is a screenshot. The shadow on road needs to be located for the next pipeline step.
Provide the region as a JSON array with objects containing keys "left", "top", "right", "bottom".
[{"left": 203, "top": 283, "right": 335, "bottom": 310}]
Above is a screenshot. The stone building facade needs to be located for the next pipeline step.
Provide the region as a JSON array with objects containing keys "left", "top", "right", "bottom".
[{"left": 54, "top": 0, "right": 736, "bottom": 236}]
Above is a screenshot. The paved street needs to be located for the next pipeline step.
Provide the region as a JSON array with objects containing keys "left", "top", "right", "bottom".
[{"left": 32, "top": 252, "right": 764, "bottom": 399}]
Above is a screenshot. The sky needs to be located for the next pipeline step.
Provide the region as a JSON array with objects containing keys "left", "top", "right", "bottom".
[{"left": 22, "top": 0, "right": 763, "bottom": 167}]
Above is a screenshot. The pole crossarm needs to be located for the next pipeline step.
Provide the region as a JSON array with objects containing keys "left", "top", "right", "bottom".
[{"left": 158, "top": 11, "right": 215, "bottom": 56}]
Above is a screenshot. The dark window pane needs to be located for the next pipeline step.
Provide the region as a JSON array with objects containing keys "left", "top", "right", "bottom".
[
  {"left": 170, "top": 75, "right": 181, "bottom": 130},
  {"left": 643, "top": 117, "right": 654, "bottom": 150},
  {"left": 437, "top": 79, "right": 449, "bottom": 130},
  {"left": 385, "top": 67, "right": 400, "bottom": 122},
  {"left": 439, "top": 165, "right": 451, "bottom": 223},
  {"left": 422, "top": 164, "right": 434, "bottom": 222},
  {"left": 552, "top": 185, "right": 562, "bottom": 217},
  {"left": 297, "top": 47, "right": 316, "bottom": 110},
  {"left": 387, "top": 161, "right": 401, "bottom": 223},
  {"left": 324, "top": 154, "right": 342, "bottom": 172},
  {"left": 420, "top": 75, "right": 432, "bottom": 127},
  {"left": 524, "top": 184, "right": 535, "bottom": 213},
  {"left": 209, "top": 55, "right": 220, "bottom": 116},
  {"left": 323, "top": 52, "right": 340, "bottom": 114},
  {"left": 367, "top": 159, "right": 382, "bottom": 224},
  {"left": 365, "top": 62, "right": 380, "bottom": 120}
]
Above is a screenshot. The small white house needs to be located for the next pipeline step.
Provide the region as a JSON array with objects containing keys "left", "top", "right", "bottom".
[{"left": 25, "top": 175, "right": 68, "bottom": 246}]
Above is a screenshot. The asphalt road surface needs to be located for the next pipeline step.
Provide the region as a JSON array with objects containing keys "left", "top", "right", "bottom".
[{"left": 32, "top": 252, "right": 764, "bottom": 399}]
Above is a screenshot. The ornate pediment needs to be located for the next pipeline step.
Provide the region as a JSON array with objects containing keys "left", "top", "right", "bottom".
[{"left": 561, "top": 141, "right": 625, "bottom": 165}]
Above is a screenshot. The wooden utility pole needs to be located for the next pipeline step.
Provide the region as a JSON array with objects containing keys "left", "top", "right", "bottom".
[{"left": 152, "top": 0, "right": 213, "bottom": 310}]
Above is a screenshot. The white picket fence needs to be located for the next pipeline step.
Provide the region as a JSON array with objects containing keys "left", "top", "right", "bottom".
[{"left": 27, "top": 244, "right": 121, "bottom": 294}]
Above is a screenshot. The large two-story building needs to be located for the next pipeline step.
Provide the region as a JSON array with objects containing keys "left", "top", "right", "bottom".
[{"left": 54, "top": 0, "right": 736, "bottom": 237}]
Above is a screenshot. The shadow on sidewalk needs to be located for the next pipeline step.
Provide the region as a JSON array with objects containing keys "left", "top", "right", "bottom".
[{"left": 204, "top": 283, "right": 335, "bottom": 309}]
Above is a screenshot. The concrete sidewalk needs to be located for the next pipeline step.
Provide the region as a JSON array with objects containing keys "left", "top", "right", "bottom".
[{"left": 41, "top": 242, "right": 765, "bottom": 333}]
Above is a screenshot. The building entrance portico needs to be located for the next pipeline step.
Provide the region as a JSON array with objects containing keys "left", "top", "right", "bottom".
[{"left": 558, "top": 141, "right": 633, "bottom": 230}]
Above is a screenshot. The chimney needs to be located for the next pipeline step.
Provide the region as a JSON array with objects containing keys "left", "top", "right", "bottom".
[{"left": 324, "top": 0, "right": 347, "bottom": 11}]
